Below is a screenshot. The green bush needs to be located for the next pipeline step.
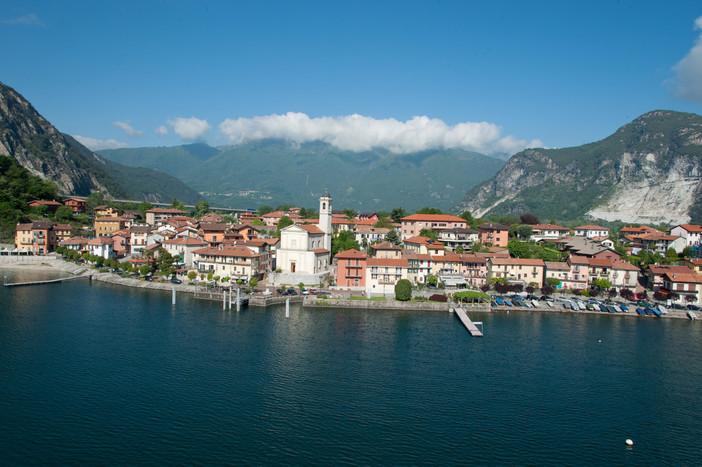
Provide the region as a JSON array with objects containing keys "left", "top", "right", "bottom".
[{"left": 395, "top": 279, "right": 412, "bottom": 301}]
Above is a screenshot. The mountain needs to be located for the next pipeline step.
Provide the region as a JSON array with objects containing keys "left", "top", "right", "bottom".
[
  {"left": 0, "top": 82, "right": 202, "bottom": 204},
  {"left": 455, "top": 110, "right": 702, "bottom": 225},
  {"left": 99, "top": 140, "right": 505, "bottom": 211}
]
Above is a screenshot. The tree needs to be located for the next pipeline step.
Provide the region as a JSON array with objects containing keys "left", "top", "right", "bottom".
[
  {"left": 390, "top": 207, "right": 408, "bottom": 223},
  {"left": 258, "top": 205, "right": 274, "bottom": 216},
  {"left": 619, "top": 288, "right": 634, "bottom": 300},
  {"left": 455, "top": 246, "right": 464, "bottom": 254},
  {"left": 415, "top": 207, "right": 442, "bottom": 215},
  {"left": 139, "top": 264, "right": 151, "bottom": 276},
  {"left": 276, "top": 215, "right": 294, "bottom": 236},
  {"left": 332, "top": 230, "right": 360, "bottom": 256},
  {"left": 541, "top": 285, "right": 554, "bottom": 296},
  {"left": 385, "top": 228, "right": 401, "bottom": 246},
  {"left": 525, "top": 286, "right": 535, "bottom": 294},
  {"left": 374, "top": 217, "right": 393, "bottom": 229},
  {"left": 395, "top": 279, "right": 412, "bottom": 301},
  {"left": 593, "top": 278, "right": 611, "bottom": 290},
  {"left": 685, "top": 294, "right": 696, "bottom": 304},
  {"left": 54, "top": 205, "right": 74, "bottom": 221},
  {"left": 419, "top": 228, "right": 439, "bottom": 241},
  {"left": 520, "top": 214, "right": 540, "bottom": 225},
  {"left": 170, "top": 198, "right": 186, "bottom": 211},
  {"left": 187, "top": 271, "right": 197, "bottom": 281},
  {"left": 512, "top": 224, "right": 533, "bottom": 240},
  {"left": 480, "top": 283, "right": 491, "bottom": 293},
  {"left": 343, "top": 208, "right": 358, "bottom": 220},
  {"left": 250, "top": 278, "right": 258, "bottom": 287},
  {"left": 426, "top": 275, "right": 438, "bottom": 287},
  {"left": 85, "top": 191, "right": 108, "bottom": 212},
  {"left": 459, "top": 210, "right": 474, "bottom": 224},
  {"left": 194, "top": 200, "right": 210, "bottom": 218},
  {"left": 508, "top": 239, "right": 530, "bottom": 258},
  {"left": 546, "top": 277, "right": 561, "bottom": 287}
]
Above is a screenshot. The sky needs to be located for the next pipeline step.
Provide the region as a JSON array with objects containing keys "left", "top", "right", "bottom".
[{"left": 2, "top": 1, "right": 702, "bottom": 156}]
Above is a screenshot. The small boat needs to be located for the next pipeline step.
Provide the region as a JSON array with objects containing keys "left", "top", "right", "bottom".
[
  {"left": 613, "top": 306, "right": 622, "bottom": 313},
  {"left": 495, "top": 297, "right": 504, "bottom": 306},
  {"left": 636, "top": 308, "right": 646, "bottom": 315},
  {"left": 531, "top": 299, "right": 540, "bottom": 308},
  {"left": 619, "top": 304, "right": 629, "bottom": 312},
  {"left": 502, "top": 298, "right": 513, "bottom": 306},
  {"left": 687, "top": 310, "right": 698, "bottom": 320},
  {"left": 650, "top": 307, "right": 662, "bottom": 317},
  {"left": 592, "top": 304, "right": 600, "bottom": 311},
  {"left": 657, "top": 305, "right": 667, "bottom": 315}
]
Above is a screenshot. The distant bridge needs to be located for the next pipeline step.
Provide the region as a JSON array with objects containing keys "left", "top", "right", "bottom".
[{"left": 65, "top": 195, "right": 256, "bottom": 215}]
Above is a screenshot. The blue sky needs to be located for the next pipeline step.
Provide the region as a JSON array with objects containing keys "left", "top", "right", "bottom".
[{"left": 2, "top": 1, "right": 702, "bottom": 155}]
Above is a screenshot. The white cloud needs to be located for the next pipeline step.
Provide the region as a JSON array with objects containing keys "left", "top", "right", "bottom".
[
  {"left": 73, "top": 135, "right": 128, "bottom": 150},
  {"left": 168, "top": 117, "right": 211, "bottom": 140},
  {"left": 154, "top": 125, "right": 169, "bottom": 136},
  {"left": 2, "top": 13, "right": 44, "bottom": 26},
  {"left": 218, "top": 112, "right": 542, "bottom": 155},
  {"left": 111, "top": 120, "right": 143, "bottom": 137},
  {"left": 671, "top": 16, "right": 702, "bottom": 104}
]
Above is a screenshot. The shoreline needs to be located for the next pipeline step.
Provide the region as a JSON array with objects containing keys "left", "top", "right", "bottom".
[{"left": 1, "top": 256, "right": 694, "bottom": 319}]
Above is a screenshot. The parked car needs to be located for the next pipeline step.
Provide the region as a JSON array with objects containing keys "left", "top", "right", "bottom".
[
  {"left": 301, "top": 288, "right": 310, "bottom": 295},
  {"left": 170, "top": 277, "right": 182, "bottom": 284},
  {"left": 287, "top": 289, "right": 298, "bottom": 295}
]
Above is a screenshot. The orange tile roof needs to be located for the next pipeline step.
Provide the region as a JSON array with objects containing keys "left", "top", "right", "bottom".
[
  {"left": 335, "top": 249, "right": 369, "bottom": 259},
  {"left": 663, "top": 272, "right": 702, "bottom": 284},
  {"left": 677, "top": 224, "right": 702, "bottom": 233},
  {"left": 367, "top": 258, "right": 409, "bottom": 267},
  {"left": 401, "top": 214, "right": 467, "bottom": 223},
  {"left": 490, "top": 257, "right": 545, "bottom": 266}
]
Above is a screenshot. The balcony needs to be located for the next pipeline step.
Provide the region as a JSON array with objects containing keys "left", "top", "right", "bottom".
[{"left": 346, "top": 264, "right": 363, "bottom": 269}]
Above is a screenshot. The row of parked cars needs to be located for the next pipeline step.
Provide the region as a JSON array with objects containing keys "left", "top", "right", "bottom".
[{"left": 275, "top": 288, "right": 319, "bottom": 296}]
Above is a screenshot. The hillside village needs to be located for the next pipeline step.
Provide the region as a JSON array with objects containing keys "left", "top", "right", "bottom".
[{"left": 8, "top": 193, "right": 702, "bottom": 308}]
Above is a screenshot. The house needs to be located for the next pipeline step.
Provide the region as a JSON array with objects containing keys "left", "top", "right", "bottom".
[
  {"left": 199, "top": 223, "right": 230, "bottom": 245},
  {"left": 637, "top": 232, "right": 686, "bottom": 255},
  {"left": 145, "top": 208, "right": 188, "bottom": 226},
  {"left": 161, "top": 237, "right": 209, "bottom": 268},
  {"left": 192, "top": 245, "right": 265, "bottom": 281},
  {"left": 53, "top": 224, "right": 73, "bottom": 242},
  {"left": 130, "top": 225, "right": 152, "bottom": 253},
  {"left": 431, "top": 253, "right": 461, "bottom": 276},
  {"left": 353, "top": 226, "right": 389, "bottom": 247},
  {"left": 95, "top": 216, "right": 127, "bottom": 237},
  {"left": 59, "top": 236, "right": 89, "bottom": 253},
  {"left": 620, "top": 225, "right": 662, "bottom": 238},
  {"left": 63, "top": 197, "right": 86, "bottom": 213},
  {"left": 647, "top": 265, "right": 695, "bottom": 292},
  {"left": 404, "top": 251, "right": 431, "bottom": 285},
  {"left": 230, "top": 223, "right": 260, "bottom": 241},
  {"left": 487, "top": 257, "right": 545, "bottom": 287},
  {"left": 365, "top": 257, "right": 409, "bottom": 296},
  {"left": 458, "top": 254, "right": 488, "bottom": 288},
  {"left": 477, "top": 223, "right": 510, "bottom": 247},
  {"left": 573, "top": 225, "right": 609, "bottom": 238},
  {"left": 276, "top": 192, "right": 333, "bottom": 276},
  {"left": 660, "top": 272, "right": 702, "bottom": 306},
  {"left": 403, "top": 236, "right": 437, "bottom": 255},
  {"left": 438, "top": 227, "right": 478, "bottom": 252},
  {"left": 357, "top": 212, "right": 379, "bottom": 222},
  {"left": 230, "top": 239, "right": 274, "bottom": 276},
  {"left": 94, "top": 205, "right": 120, "bottom": 217},
  {"left": 588, "top": 258, "right": 638, "bottom": 290},
  {"left": 682, "top": 258, "right": 702, "bottom": 274},
  {"left": 369, "top": 242, "right": 403, "bottom": 259},
  {"left": 558, "top": 236, "right": 620, "bottom": 260},
  {"left": 15, "top": 221, "right": 58, "bottom": 254},
  {"left": 87, "top": 236, "right": 115, "bottom": 259},
  {"left": 531, "top": 224, "right": 571, "bottom": 241},
  {"left": 332, "top": 217, "right": 354, "bottom": 233},
  {"left": 669, "top": 224, "right": 702, "bottom": 249},
  {"left": 335, "top": 249, "right": 369, "bottom": 289},
  {"left": 111, "top": 230, "right": 131, "bottom": 256},
  {"left": 400, "top": 214, "right": 468, "bottom": 241},
  {"left": 262, "top": 211, "right": 301, "bottom": 227},
  {"left": 29, "top": 200, "right": 63, "bottom": 213}
]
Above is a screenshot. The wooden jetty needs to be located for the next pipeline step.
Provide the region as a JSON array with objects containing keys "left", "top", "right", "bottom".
[
  {"left": 453, "top": 306, "right": 483, "bottom": 337},
  {"left": 3, "top": 275, "right": 88, "bottom": 287}
]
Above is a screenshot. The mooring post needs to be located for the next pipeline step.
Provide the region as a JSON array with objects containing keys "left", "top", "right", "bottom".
[
  {"left": 236, "top": 287, "right": 241, "bottom": 312},
  {"left": 286, "top": 298, "right": 290, "bottom": 318},
  {"left": 228, "top": 288, "right": 232, "bottom": 310},
  {"left": 222, "top": 291, "right": 226, "bottom": 310},
  {"left": 172, "top": 287, "right": 176, "bottom": 305}
]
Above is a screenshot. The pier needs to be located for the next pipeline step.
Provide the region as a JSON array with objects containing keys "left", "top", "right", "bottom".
[
  {"left": 3, "top": 275, "right": 89, "bottom": 287},
  {"left": 453, "top": 306, "right": 483, "bottom": 337}
]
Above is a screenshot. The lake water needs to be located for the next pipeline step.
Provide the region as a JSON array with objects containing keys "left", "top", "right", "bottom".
[{"left": 1, "top": 268, "right": 701, "bottom": 465}]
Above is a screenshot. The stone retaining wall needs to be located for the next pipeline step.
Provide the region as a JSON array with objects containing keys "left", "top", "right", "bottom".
[{"left": 304, "top": 296, "right": 450, "bottom": 312}]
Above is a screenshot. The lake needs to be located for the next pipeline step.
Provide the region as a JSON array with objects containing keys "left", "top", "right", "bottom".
[{"left": 1, "top": 269, "right": 701, "bottom": 465}]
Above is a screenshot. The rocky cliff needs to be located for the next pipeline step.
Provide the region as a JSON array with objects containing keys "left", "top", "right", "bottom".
[
  {"left": 0, "top": 82, "right": 202, "bottom": 203},
  {"left": 455, "top": 111, "right": 702, "bottom": 224}
]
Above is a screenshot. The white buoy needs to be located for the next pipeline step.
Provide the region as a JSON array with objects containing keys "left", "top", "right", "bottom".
[
  {"left": 236, "top": 287, "right": 241, "bottom": 312},
  {"left": 172, "top": 286, "right": 176, "bottom": 305},
  {"left": 625, "top": 439, "right": 633, "bottom": 446},
  {"left": 286, "top": 298, "right": 290, "bottom": 318}
]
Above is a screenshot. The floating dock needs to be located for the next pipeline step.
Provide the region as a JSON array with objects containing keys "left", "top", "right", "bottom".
[
  {"left": 3, "top": 275, "right": 88, "bottom": 287},
  {"left": 453, "top": 307, "right": 483, "bottom": 337}
]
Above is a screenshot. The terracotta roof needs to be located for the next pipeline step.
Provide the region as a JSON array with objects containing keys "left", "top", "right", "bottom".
[
  {"left": 30, "top": 200, "right": 62, "bottom": 206},
  {"left": 676, "top": 224, "right": 702, "bottom": 233},
  {"left": 663, "top": 272, "right": 702, "bottom": 284},
  {"left": 336, "top": 249, "right": 369, "bottom": 259},
  {"left": 545, "top": 261, "right": 569, "bottom": 270},
  {"left": 332, "top": 218, "right": 354, "bottom": 225},
  {"left": 404, "top": 236, "right": 433, "bottom": 245},
  {"left": 477, "top": 223, "right": 509, "bottom": 231},
  {"left": 299, "top": 224, "right": 324, "bottom": 234},
  {"left": 533, "top": 224, "right": 570, "bottom": 231},
  {"left": 162, "top": 237, "right": 208, "bottom": 246},
  {"left": 312, "top": 249, "right": 329, "bottom": 254},
  {"left": 54, "top": 224, "right": 72, "bottom": 230},
  {"left": 60, "top": 236, "right": 89, "bottom": 245},
  {"left": 371, "top": 242, "right": 402, "bottom": 250},
  {"left": 88, "top": 236, "right": 113, "bottom": 245},
  {"left": 612, "top": 260, "right": 639, "bottom": 271},
  {"left": 146, "top": 208, "right": 187, "bottom": 214},
  {"left": 367, "top": 258, "right": 409, "bottom": 267},
  {"left": 401, "top": 214, "right": 467, "bottom": 223},
  {"left": 95, "top": 216, "right": 127, "bottom": 222},
  {"left": 588, "top": 258, "right": 613, "bottom": 267},
  {"left": 568, "top": 255, "right": 590, "bottom": 265},
  {"left": 649, "top": 265, "right": 693, "bottom": 275},
  {"left": 458, "top": 254, "right": 487, "bottom": 263},
  {"left": 199, "top": 223, "right": 230, "bottom": 231}
]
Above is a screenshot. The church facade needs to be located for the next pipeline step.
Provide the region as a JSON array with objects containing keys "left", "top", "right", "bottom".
[{"left": 276, "top": 190, "right": 333, "bottom": 275}]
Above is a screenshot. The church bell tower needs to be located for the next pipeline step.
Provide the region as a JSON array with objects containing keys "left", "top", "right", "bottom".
[{"left": 319, "top": 189, "right": 332, "bottom": 252}]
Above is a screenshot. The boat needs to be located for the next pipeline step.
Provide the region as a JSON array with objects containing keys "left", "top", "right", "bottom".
[
  {"left": 502, "top": 298, "right": 513, "bottom": 306},
  {"left": 531, "top": 299, "right": 540, "bottom": 308},
  {"left": 636, "top": 308, "right": 646, "bottom": 315},
  {"left": 657, "top": 304, "right": 667, "bottom": 315},
  {"left": 495, "top": 297, "right": 504, "bottom": 306},
  {"left": 650, "top": 307, "right": 662, "bottom": 317},
  {"left": 592, "top": 304, "right": 600, "bottom": 311},
  {"left": 687, "top": 310, "right": 698, "bottom": 320}
]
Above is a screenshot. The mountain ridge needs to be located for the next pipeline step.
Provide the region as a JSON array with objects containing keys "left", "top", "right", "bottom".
[
  {"left": 455, "top": 110, "right": 702, "bottom": 224},
  {"left": 0, "top": 82, "right": 202, "bottom": 204}
]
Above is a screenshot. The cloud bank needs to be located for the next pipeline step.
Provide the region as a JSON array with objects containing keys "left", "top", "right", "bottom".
[
  {"left": 218, "top": 112, "right": 542, "bottom": 155},
  {"left": 2, "top": 13, "right": 44, "bottom": 26},
  {"left": 168, "top": 117, "right": 211, "bottom": 140},
  {"left": 671, "top": 16, "right": 702, "bottom": 104},
  {"left": 154, "top": 125, "right": 169, "bottom": 136},
  {"left": 112, "top": 120, "right": 143, "bottom": 137},
  {"left": 73, "top": 135, "right": 128, "bottom": 150}
]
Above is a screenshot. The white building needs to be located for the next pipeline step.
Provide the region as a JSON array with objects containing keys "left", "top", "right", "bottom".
[
  {"left": 670, "top": 224, "right": 702, "bottom": 249},
  {"left": 275, "top": 191, "right": 333, "bottom": 275}
]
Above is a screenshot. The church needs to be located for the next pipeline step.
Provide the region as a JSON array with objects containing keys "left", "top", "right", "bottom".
[{"left": 275, "top": 190, "right": 333, "bottom": 279}]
